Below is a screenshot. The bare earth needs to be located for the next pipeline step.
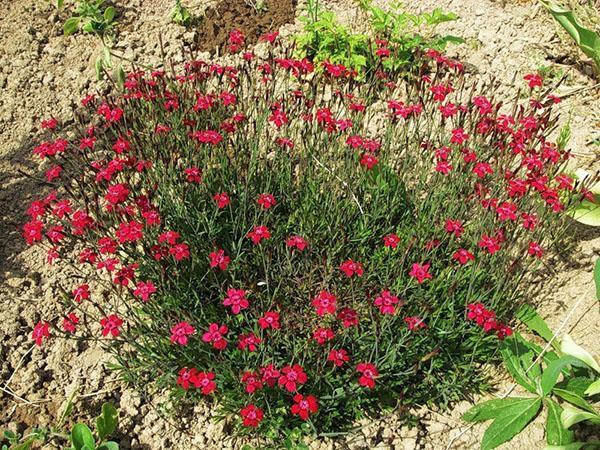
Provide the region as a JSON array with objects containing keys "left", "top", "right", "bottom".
[{"left": 1, "top": 0, "right": 599, "bottom": 448}]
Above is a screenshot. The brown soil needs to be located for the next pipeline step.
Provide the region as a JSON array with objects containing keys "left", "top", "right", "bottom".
[
  {"left": 1, "top": 0, "right": 599, "bottom": 449},
  {"left": 195, "top": 0, "right": 298, "bottom": 54}
]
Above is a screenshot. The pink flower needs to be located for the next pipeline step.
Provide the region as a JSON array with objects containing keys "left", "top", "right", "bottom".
[
  {"left": 184, "top": 167, "right": 202, "bottom": 183},
  {"left": 356, "top": 363, "right": 379, "bottom": 389},
  {"left": 291, "top": 394, "right": 319, "bottom": 420},
  {"left": 340, "top": 259, "right": 364, "bottom": 278},
  {"left": 72, "top": 284, "right": 90, "bottom": 303},
  {"left": 312, "top": 291, "right": 337, "bottom": 316},
  {"left": 240, "top": 404, "right": 263, "bottom": 428},
  {"left": 327, "top": 348, "right": 349, "bottom": 367},
  {"left": 527, "top": 241, "right": 543, "bottom": 258},
  {"left": 170, "top": 321, "right": 195, "bottom": 345},
  {"left": 32, "top": 321, "right": 50, "bottom": 346},
  {"left": 223, "top": 288, "right": 249, "bottom": 314},
  {"left": 241, "top": 371, "right": 264, "bottom": 394},
  {"left": 133, "top": 280, "right": 156, "bottom": 302},
  {"left": 213, "top": 192, "right": 230, "bottom": 208},
  {"left": 62, "top": 313, "right": 79, "bottom": 334},
  {"left": 374, "top": 290, "right": 401, "bottom": 315},
  {"left": 409, "top": 263, "right": 432, "bottom": 283},
  {"left": 337, "top": 307, "right": 358, "bottom": 328},
  {"left": 444, "top": 219, "right": 464, "bottom": 238},
  {"left": 202, "top": 323, "right": 228, "bottom": 350},
  {"left": 452, "top": 249, "right": 475, "bottom": 265},
  {"left": 278, "top": 364, "right": 308, "bottom": 392},
  {"left": 383, "top": 233, "right": 400, "bottom": 249},
  {"left": 247, "top": 225, "right": 271, "bottom": 244},
  {"left": 100, "top": 314, "right": 123, "bottom": 337},
  {"left": 258, "top": 311, "right": 280, "bottom": 330},
  {"left": 313, "top": 327, "right": 335, "bottom": 345},
  {"left": 286, "top": 235, "right": 308, "bottom": 251},
  {"left": 524, "top": 73, "right": 543, "bottom": 88},
  {"left": 478, "top": 235, "right": 501, "bottom": 255},
  {"left": 238, "top": 332, "right": 261, "bottom": 352},
  {"left": 404, "top": 316, "right": 427, "bottom": 331},
  {"left": 209, "top": 249, "right": 230, "bottom": 271},
  {"left": 257, "top": 193, "right": 277, "bottom": 209}
]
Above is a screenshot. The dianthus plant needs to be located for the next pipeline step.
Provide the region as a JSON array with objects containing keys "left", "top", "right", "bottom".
[{"left": 24, "top": 30, "right": 590, "bottom": 439}]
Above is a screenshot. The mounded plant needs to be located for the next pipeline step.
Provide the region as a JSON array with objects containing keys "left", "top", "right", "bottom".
[{"left": 23, "top": 30, "right": 592, "bottom": 441}]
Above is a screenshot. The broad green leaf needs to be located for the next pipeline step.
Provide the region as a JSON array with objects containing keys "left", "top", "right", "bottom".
[
  {"left": 541, "top": 356, "right": 588, "bottom": 396},
  {"left": 516, "top": 305, "right": 555, "bottom": 344},
  {"left": 594, "top": 259, "right": 600, "bottom": 301},
  {"left": 557, "top": 377, "right": 596, "bottom": 397},
  {"left": 584, "top": 379, "right": 600, "bottom": 396},
  {"left": 541, "top": 2, "right": 600, "bottom": 71},
  {"left": 63, "top": 17, "right": 80, "bottom": 36},
  {"left": 480, "top": 397, "right": 541, "bottom": 450},
  {"left": 71, "top": 423, "right": 95, "bottom": 450},
  {"left": 96, "top": 403, "right": 118, "bottom": 441},
  {"left": 545, "top": 398, "right": 574, "bottom": 445},
  {"left": 571, "top": 198, "right": 600, "bottom": 226},
  {"left": 97, "top": 442, "right": 119, "bottom": 450},
  {"left": 500, "top": 335, "right": 538, "bottom": 394},
  {"left": 560, "top": 335, "right": 600, "bottom": 372},
  {"left": 103, "top": 6, "right": 116, "bottom": 23},
  {"left": 463, "top": 397, "right": 536, "bottom": 423},
  {"left": 553, "top": 388, "right": 598, "bottom": 414},
  {"left": 561, "top": 406, "right": 600, "bottom": 428}
]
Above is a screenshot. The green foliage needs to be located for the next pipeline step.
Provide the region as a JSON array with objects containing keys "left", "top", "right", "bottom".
[
  {"left": 463, "top": 307, "right": 600, "bottom": 449},
  {"left": 295, "top": 0, "right": 463, "bottom": 74},
  {"left": 569, "top": 169, "right": 600, "bottom": 227},
  {"left": 1, "top": 402, "right": 119, "bottom": 450},
  {"left": 540, "top": 1, "right": 600, "bottom": 73},
  {"left": 62, "top": 0, "right": 117, "bottom": 37},
  {"left": 170, "top": 0, "right": 191, "bottom": 26}
]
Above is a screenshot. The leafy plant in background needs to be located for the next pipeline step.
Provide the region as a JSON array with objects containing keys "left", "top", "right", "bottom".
[
  {"left": 295, "top": 0, "right": 463, "bottom": 74},
  {"left": 539, "top": 1, "right": 600, "bottom": 74},
  {"left": 54, "top": 0, "right": 123, "bottom": 82},
  {"left": 1, "top": 401, "right": 119, "bottom": 450},
  {"left": 569, "top": 169, "right": 600, "bottom": 227},
  {"left": 463, "top": 262, "right": 600, "bottom": 450},
  {"left": 170, "top": 0, "right": 191, "bottom": 27}
]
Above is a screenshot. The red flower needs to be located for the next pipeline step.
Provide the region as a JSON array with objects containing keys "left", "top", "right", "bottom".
[
  {"left": 291, "top": 394, "right": 319, "bottom": 420},
  {"left": 202, "top": 323, "right": 228, "bottom": 350},
  {"left": 327, "top": 348, "right": 349, "bottom": 367},
  {"left": 223, "top": 288, "right": 249, "bottom": 314},
  {"left": 170, "top": 321, "right": 195, "bottom": 345},
  {"left": 404, "top": 316, "right": 427, "bottom": 331},
  {"left": 133, "top": 280, "right": 156, "bottom": 302},
  {"left": 104, "top": 183, "right": 129, "bottom": 205},
  {"left": 72, "top": 284, "right": 90, "bottom": 303},
  {"left": 452, "top": 248, "right": 475, "bottom": 265},
  {"left": 238, "top": 332, "right": 262, "bottom": 352},
  {"left": 169, "top": 243, "right": 190, "bottom": 261},
  {"left": 260, "top": 364, "right": 281, "bottom": 387},
  {"left": 527, "top": 241, "right": 543, "bottom": 258},
  {"left": 100, "top": 314, "right": 123, "bottom": 337},
  {"left": 409, "top": 263, "right": 432, "bottom": 284},
  {"left": 23, "top": 220, "right": 43, "bottom": 245},
  {"left": 383, "top": 233, "right": 400, "bottom": 249},
  {"left": 241, "top": 371, "right": 264, "bottom": 394},
  {"left": 524, "top": 73, "right": 543, "bottom": 88},
  {"left": 496, "top": 324, "right": 513, "bottom": 340},
  {"left": 473, "top": 162, "right": 493, "bottom": 178},
  {"left": 62, "top": 313, "right": 79, "bottom": 334},
  {"left": 247, "top": 225, "right": 271, "bottom": 245},
  {"left": 240, "top": 404, "right": 263, "bottom": 428},
  {"left": 32, "top": 321, "right": 50, "bottom": 346},
  {"left": 313, "top": 327, "right": 335, "bottom": 345},
  {"left": 360, "top": 153, "right": 378, "bottom": 169},
  {"left": 278, "top": 364, "right": 308, "bottom": 392},
  {"left": 356, "top": 363, "right": 379, "bottom": 389},
  {"left": 450, "top": 128, "right": 469, "bottom": 145},
  {"left": 184, "top": 167, "right": 202, "bottom": 183},
  {"left": 209, "top": 249, "right": 230, "bottom": 271},
  {"left": 444, "top": 219, "right": 464, "bottom": 238},
  {"left": 478, "top": 235, "right": 501, "bottom": 255},
  {"left": 286, "top": 235, "right": 308, "bottom": 251},
  {"left": 340, "top": 259, "right": 364, "bottom": 278},
  {"left": 257, "top": 193, "right": 277, "bottom": 209},
  {"left": 116, "top": 221, "right": 144, "bottom": 243},
  {"left": 258, "top": 311, "right": 280, "bottom": 330},
  {"left": 337, "top": 307, "right": 358, "bottom": 328},
  {"left": 496, "top": 201, "right": 518, "bottom": 221},
  {"left": 312, "top": 291, "right": 337, "bottom": 316},
  {"left": 374, "top": 290, "right": 401, "bottom": 315},
  {"left": 177, "top": 368, "right": 216, "bottom": 394},
  {"left": 213, "top": 192, "right": 230, "bottom": 208}
]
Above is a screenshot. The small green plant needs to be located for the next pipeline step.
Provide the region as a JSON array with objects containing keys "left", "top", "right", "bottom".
[
  {"left": 62, "top": 0, "right": 116, "bottom": 37},
  {"left": 170, "top": 0, "right": 191, "bottom": 26},
  {"left": 463, "top": 265, "right": 600, "bottom": 450},
  {"left": 569, "top": 168, "right": 600, "bottom": 227},
  {"left": 1, "top": 401, "right": 119, "bottom": 450},
  {"left": 295, "top": 0, "right": 463, "bottom": 74},
  {"left": 539, "top": 1, "right": 600, "bottom": 74}
]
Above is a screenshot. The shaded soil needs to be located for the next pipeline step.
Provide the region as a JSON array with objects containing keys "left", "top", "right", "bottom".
[{"left": 195, "top": 0, "right": 297, "bottom": 53}]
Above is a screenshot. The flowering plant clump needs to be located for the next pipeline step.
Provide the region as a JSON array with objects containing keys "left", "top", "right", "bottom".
[{"left": 24, "top": 29, "right": 590, "bottom": 438}]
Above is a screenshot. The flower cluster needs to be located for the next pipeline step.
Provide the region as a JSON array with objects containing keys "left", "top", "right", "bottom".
[{"left": 23, "top": 29, "right": 586, "bottom": 437}]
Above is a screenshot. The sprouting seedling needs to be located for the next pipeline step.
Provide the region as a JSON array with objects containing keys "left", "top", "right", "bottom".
[{"left": 170, "top": 0, "right": 191, "bottom": 26}]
